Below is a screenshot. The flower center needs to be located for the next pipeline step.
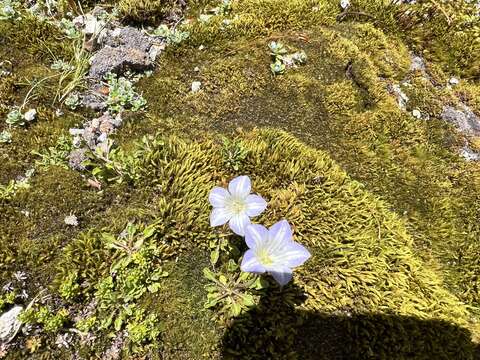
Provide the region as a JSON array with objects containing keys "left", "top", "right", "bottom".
[
  {"left": 229, "top": 197, "right": 247, "bottom": 214},
  {"left": 256, "top": 248, "right": 273, "bottom": 266}
]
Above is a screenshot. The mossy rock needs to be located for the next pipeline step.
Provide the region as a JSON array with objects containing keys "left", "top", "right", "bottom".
[
  {"left": 1, "top": 0, "right": 480, "bottom": 358},
  {"left": 37, "top": 128, "right": 477, "bottom": 358},
  {"left": 117, "top": 0, "right": 184, "bottom": 24}
]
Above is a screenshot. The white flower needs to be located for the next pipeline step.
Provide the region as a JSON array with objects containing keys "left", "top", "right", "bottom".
[
  {"left": 240, "top": 220, "right": 311, "bottom": 286},
  {"left": 209, "top": 176, "right": 267, "bottom": 236}
]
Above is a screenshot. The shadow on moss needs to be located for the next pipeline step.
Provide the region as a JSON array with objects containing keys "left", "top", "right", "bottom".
[{"left": 221, "top": 284, "right": 480, "bottom": 360}]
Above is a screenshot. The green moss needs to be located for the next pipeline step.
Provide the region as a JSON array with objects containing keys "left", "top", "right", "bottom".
[
  {"left": 351, "top": 0, "right": 480, "bottom": 78},
  {"left": 117, "top": 0, "right": 182, "bottom": 24},
  {"left": 0, "top": 13, "right": 73, "bottom": 60},
  {"left": 187, "top": 0, "right": 337, "bottom": 45},
  {"left": 2, "top": 0, "right": 480, "bottom": 357},
  {"left": 456, "top": 81, "right": 480, "bottom": 115},
  {"left": 142, "top": 16, "right": 480, "bottom": 311},
  {"left": 340, "top": 22, "right": 411, "bottom": 81},
  {"left": 14, "top": 128, "right": 475, "bottom": 358}
]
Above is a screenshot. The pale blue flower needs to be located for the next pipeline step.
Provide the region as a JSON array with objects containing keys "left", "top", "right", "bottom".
[
  {"left": 240, "top": 220, "right": 311, "bottom": 286},
  {"left": 209, "top": 176, "right": 267, "bottom": 236}
]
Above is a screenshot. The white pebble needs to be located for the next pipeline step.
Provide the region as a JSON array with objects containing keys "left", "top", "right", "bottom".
[
  {"left": 23, "top": 109, "right": 37, "bottom": 122},
  {"left": 412, "top": 109, "right": 421, "bottom": 118},
  {"left": 0, "top": 306, "right": 23, "bottom": 343},
  {"left": 191, "top": 81, "right": 202, "bottom": 93},
  {"left": 449, "top": 77, "right": 459, "bottom": 86},
  {"left": 64, "top": 214, "right": 79, "bottom": 226},
  {"left": 340, "top": 0, "right": 350, "bottom": 9}
]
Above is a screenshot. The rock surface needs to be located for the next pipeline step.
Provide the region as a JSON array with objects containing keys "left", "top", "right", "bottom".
[
  {"left": 0, "top": 306, "right": 23, "bottom": 344},
  {"left": 441, "top": 104, "right": 480, "bottom": 137},
  {"left": 460, "top": 145, "right": 480, "bottom": 162},
  {"left": 89, "top": 27, "right": 155, "bottom": 79},
  {"left": 89, "top": 46, "right": 153, "bottom": 79}
]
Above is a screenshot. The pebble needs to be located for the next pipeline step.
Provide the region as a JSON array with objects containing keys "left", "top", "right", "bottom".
[
  {"left": 23, "top": 109, "right": 37, "bottom": 122},
  {"left": 340, "top": 0, "right": 350, "bottom": 9},
  {"left": 191, "top": 81, "right": 202, "bottom": 93},
  {"left": 449, "top": 77, "right": 459, "bottom": 86}
]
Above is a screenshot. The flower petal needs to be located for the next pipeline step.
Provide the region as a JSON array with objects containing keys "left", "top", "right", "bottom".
[
  {"left": 209, "top": 187, "right": 231, "bottom": 207},
  {"left": 270, "top": 268, "right": 293, "bottom": 286},
  {"left": 245, "top": 194, "right": 267, "bottom": 217},
  {"left": 245, "top": 224, "right": 269, "bottom": 249},
  {"left": 241, "top": 249, "right": 266, "bottom": 273},
  {"left": 275, "top": 242, "right": 311, "bottom": 268},
  {"left": 228, "top": 213, "right": 251, "bottom": 236},
  {"left": 210, "top": 207, "right": 233, "bottom": 227},
  {"left": 228, "top": 176, "right": 251, "bottom": 198},
  {"left": 267, "top": 220, "right": 293, "bottom": 255}
]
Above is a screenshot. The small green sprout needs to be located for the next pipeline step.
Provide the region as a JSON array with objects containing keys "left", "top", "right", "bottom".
[
  {"left": 51, "top": 59, "right": 75, "bottom": 72},
  {"left": 268, "top": 41, "right": 288, "bottom": 58},
  {"left": 5, "top": 108, "right": 36, "bottom": 127},
  {"left": 64, "top": 93, "right": 80, "bottom": 110},
  {"left": 0, "top": 0, "right": 17, "bottom": 21},
  {"left": 5, "top": 108, "right": 23, "bottom": 126},
  {"left": 153, "top": 24, "right": 190, "bottom": 45},
  {"left": 270, "top": 60, "right": 285, "bottom": 75},
  {"left": 59, "top": 18, "right": 81, "bottom": 39},
  {"left": 213, "top": 0, "right": 232, "bottom": 15},
  {"left": 32, "top": 134, "right": 73, "bottom": 168},
  {"left": 268, "top": 41, "right": 307, "bottom": 75},
  {"left": 105, "top": 73, "right": 147, "bottom": 113},
  {"left": 203, "top": 265, "right": 267, "bottom": 318},
  {"left": 0, "top": 130, "right": 12, "bottom": 143}
]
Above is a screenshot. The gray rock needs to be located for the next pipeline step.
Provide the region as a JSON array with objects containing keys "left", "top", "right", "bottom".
[
  {"left": 82, "top": 125, "right": 98, "bottom": 148},
  {"left": 410, "top": 55, "right": 426, "bottom": 73},
  {"left": 460, "top": 146, "right": 480, "bottom": 162},
  {"left": 0, "top": 306, "right": 23, "bottom": 344},
  {"left": 390, "top": 84, "right": 409, "bottom": 111},
  {"left": 73, "top": 14, "right": 105, "bottom": 36},
  {"left": 68, "top": 148, "right": 88, "bottom": 171},
  {"left": 80, "top": 93, "right": 107, "bottom": 111},
  {"left": 89, "top": 46, "right": 153, "bottom": 79},
  {"left": 88, "top": 26, "right": 157, "bottom": 79},
  {"left": 441, "top": 105, "right": 480, "bottom": 136},
  {"left": 104, "top": 27, "right": 153, "bottom": 53},
  {"left": 149, "top": 44, "right": 165, "bottom": 62}
]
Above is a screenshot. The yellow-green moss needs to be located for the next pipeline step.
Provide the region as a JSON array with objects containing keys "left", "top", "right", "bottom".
[
  {"left": 2, "top": 1, "right": 480, "bottom": 358},
  {"left": 351, "top": 0, "right": 480, "bottom": 78},
  {"left": 23, "top": 128, "right": 478, "bottom": 358},
  {"left": 117, "top": 0, "right": 182, "bottom": 24},
  {"left": 135, "top": 18, "right": 480, "bottom": 316}
]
